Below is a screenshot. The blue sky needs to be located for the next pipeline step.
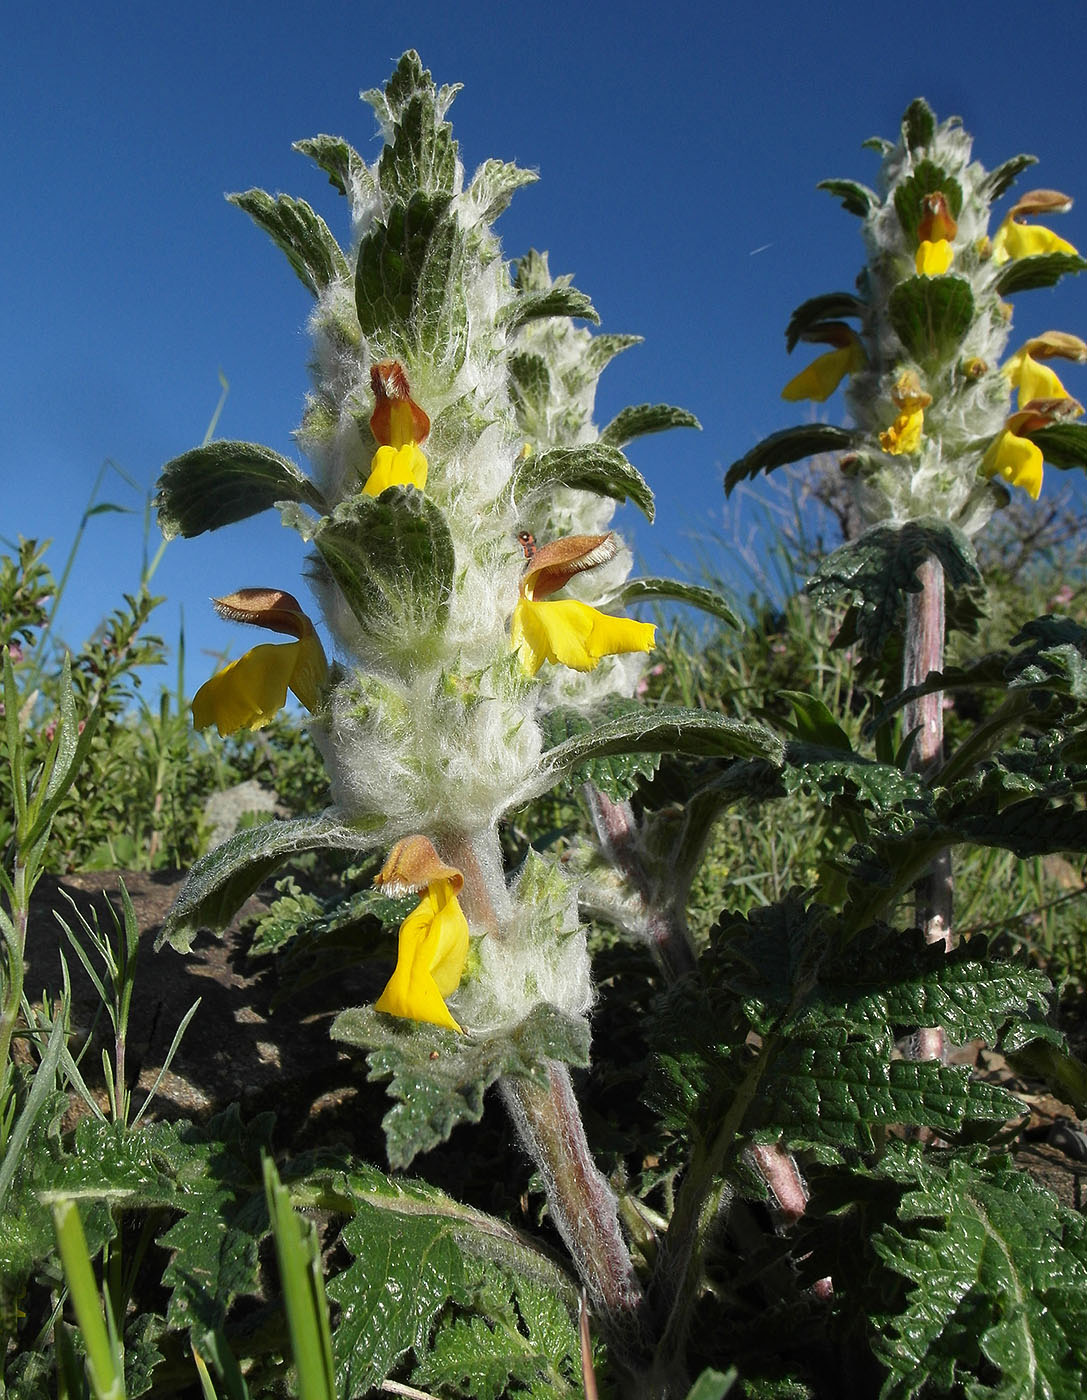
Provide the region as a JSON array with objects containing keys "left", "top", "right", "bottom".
[{"left": 5, "top": 1, "right": 1087, "bottom": 698}]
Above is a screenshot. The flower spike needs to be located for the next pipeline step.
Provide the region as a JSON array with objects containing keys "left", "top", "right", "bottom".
[
  {"left": 364, "top": 360, "right": 430, "bottom": 496},
  {"left": 191, "top": 590, "right": 328, "bottom": 737},
  {"left": 374, "top": 837, "right": 469, "bottom": 1032}
]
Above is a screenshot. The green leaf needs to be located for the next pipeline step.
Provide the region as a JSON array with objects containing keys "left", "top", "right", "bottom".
[
  {"left": 817, "top": 179, "right": 878, "bottom": 217},
  {"left": 1022, "top": 422, "right": 1087, "bottom": 472},
  {"left": 585, "top": 332, "right": 642, "bottom": 376},
  {"left": 872, "top": 1156, "right": 1087, "bottom": 1400},
  {"left": 508, "top": 353, "right": 551, "bottom": 420},
  {"left": 325, "top": 1167, "right": 578, "bottom": 1398},
  {"left": 785, "top": 292, "right": 866, "bottom": 352},
  {"left": 600, "top": 403, "right": 701, "bottom": 448},
  {"left": 683, "top": 1370, "right": 739, "bottom": 1400},
  {"left": 155, "top": 441, "right": 328, "bottom": 540},
  {"left": 465, "top": 158, "right": 538, "bottom": 222},
  {"left": 994, "top": 252, "right": 1087, "bottom": 296},
  {"left": 725, "top": 425, "right": 856, "bottom": 494},
  {"left": 535, "top": 705, "right": 784, "bottom": 796},
  {"left": 355, "top": 193, "right": 468, "bottom": 365},
  {"left": 503, "top": 286, "right": 599, "bottom": 331},
  {"left": 781, "top": 746, "right": 928, "bottom": 814},
  {"left": 887, "top": 275, "right": 974, "bottom": 366},
  {"left": 292, "top": 134, "right": 372, "bottom": 200},
  {"left": 779, "top": 691, "right": 852, "bottom": 751},
  {"left": 902, "top": 97, "right": 935, "bottom": 152},
  {"left": 512, "top": 444, "right": 655, "bottom": 522},
  {"left": 228, "top": 190, "right": 349, "bottom": 296},
  {"left": 616, "top": 577, "right": 741, "bottom": 629},
  {"left": 540, "top": 700, "right": 663, "bottom": 800},
  {"left": 1003, "top": 1031, "right": 1087, "bottom": 1117},
  {"left": 984, "top": 153, "right": 1038, "bottom": 201},
  {"left": 378, "top": 94, "right": 458, "bottom": 203},
  {"left": 807, "top": 519, "right": 982, "bottom": 660},
  {"left": 892, "top": 160, "right": 963, "bottom": 246},
  {"left": 331, "top": 1003, "right": 589, "bottom": 1169},
  {"left": 310, "top": 488, "right": 455, "bottom": 646},
  {"left": 156, "top": 812, "right": 382, "bottom": 952}
]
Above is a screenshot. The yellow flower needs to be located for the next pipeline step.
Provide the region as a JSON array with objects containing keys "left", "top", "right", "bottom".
[
  {"left": 192, "top": 590, "right": 327, "bottom": 737},
  {"left": 916, "top": 240, "right": 953, "bottom": 276},
  {"left": 364, "top": 360, "right": 430, "bottom": 496},
  {"left": 373, "top": 838, "right": 469, "bottom": 1032},
  {"left": 991, "top": 189, "right": 1079, "bottom": 265},
  {"left": 914, "top": 192, "right": 957, "bottom": 277},
  {"left": 1003, "top": 332, "right": 1087, "bottom": 409},
  {"left": 980, "top": 430, "right": 1044, "bottom": 500},
  {"left": 510, "top": 533, "right": 656, "bottom": 677},
  {"left": 878, "top": 370, "right": 931, "bottom": 456},
  {"left": 879, "top": 408, "right": 925, "bottom": 455},
  {"left": 981, "top": 396, "right": 1085, "bottom": 501},
  {"left": 782, "top": 326, "right": 866, "bottom": 403}
]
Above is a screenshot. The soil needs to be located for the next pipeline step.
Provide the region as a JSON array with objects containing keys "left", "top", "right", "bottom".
[{"left": 20, "top": 869, "right": 1087, "bottom": 1212}]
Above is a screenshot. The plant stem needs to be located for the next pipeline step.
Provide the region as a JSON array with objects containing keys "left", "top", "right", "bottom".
[
  {"left": 903, "top": 554, "right": 952, "bottom": 1062},
  {"left": 583, "top": 786, "right": 696, "bottom": 980}
]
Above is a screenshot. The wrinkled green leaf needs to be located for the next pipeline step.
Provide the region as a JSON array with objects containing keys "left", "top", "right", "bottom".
[
  {"left": 725, "top": 425, "right": 857, "bottom": 493},
  {"left": 541, "top": 699, "right": 662, "bottom": 800},
  {"left": 872, "top": 1156, "right": 1087, "bottom": 1400},
  {"left": 807, "top": 519, "right": 981, "bottom": 660},
  {"left": 503, "top": 286, "right": 598, "bottom": 331},
  {"left": 888, "top": 275, "right": 974, "bottom": 366},
  {"left": 155, "top": 441, "right": 328, "bottom": 541},
  {"left": 157, "top": 812, "right": 382, "bottom": 952},
  {"left": 293, "top": 133, "right": 371, "bottom": 200},
  {"left": 785, "top": 292, "right": 866, "bottom": 352},
  {"left": 600, "top": 403, "right": 701, "bottom": 448},
  {"left": 512, "top": 444, "right": 655, "bottom": 522},
  {"left": 893, "top": 160, "right": 963, "bottom": 246},
  {"left": 311, "top": 488, "right": 455, "bottom": 645},
  {"left": 902, "top": 98, "right": 935, "bottom": 151},
  {"left": 817, "top": 180, "right": 878, "bottom": 217},
  {"left": 995, "top": 252, "right": 1087, "bottom": 296},
  {"left": 465, "top": 158, "right": 538, "bottom": 222},
  {"left": 332, "top": 1004, "right": 589, "bottom": 1169},
  {"left": 228, "top": 190, "right": 349, "bottom": 296},
  {"left": 984, "top": 153, "right": 1038, "bottom": 201},
  {"left": 616, "top": 576, "right": 741, "bottom": 629},
  {"left": 1023, "top": 422, "right": 1087, "bottom": 472}
]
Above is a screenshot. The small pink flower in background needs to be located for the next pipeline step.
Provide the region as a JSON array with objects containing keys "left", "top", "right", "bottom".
[
  {"left": 770, "top": 641, "right": 788, "bottom": 656},
  {"left": 7, "top": 643, "right": 23, "bottom": 663},
  {"left": 1048, "top": 585, "right": 1075, "bottom": 611},
  {"left": 635, "top": 663, "right": 665, "bottom": 697}
]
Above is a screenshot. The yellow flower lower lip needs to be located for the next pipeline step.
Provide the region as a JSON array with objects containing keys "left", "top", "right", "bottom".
[
  {"left": 781, "top": 329, "right": 865, "bottom": 403},
  {"left": 981, "top": 430, "right": 1043, "bottom": 500},
  {"left": 191, "top": 591, "right": 327, "bottom": 736},
  {"left": 375, "top": 876, "right": 469, "bottom": 1031},
  {"left": 363, "top": 442, "right": 429, "bottom": 496},
  {"left": 511, "top": 596, "right": 655, "bottom": 677},
  {"left": 879, "top": 407, "right": 924, "bottom": 456}
]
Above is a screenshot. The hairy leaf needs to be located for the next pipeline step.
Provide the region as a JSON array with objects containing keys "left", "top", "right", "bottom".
[
  {"left": 331, "top": 1004, "right": 590, "bottom": 1169},
  {"left": 155, "top": 442, "right": 328, "bottom": 540},
  {"left": 541, "top": 699, "right": 662, "bottom": 800},
  {"left": 1023, "top": 422, "right": 1087, "bottom": 472},
  {"left": 465, "top": 158, "right": 539, "bottom": 222},
  {"left": 293, "top": 133, "right": 372, "bottom": 200},
  {"left": 600, "top": 402, "right": 701, "bottom": 448},
  {"left": 157, "top": 812, "right": 382, "bottom": 952},
  {"left": 984, "top": 153, "right": 1038, "bottom": 201},
  {"left": 785, "top": 292, "right": 866, "bottom": 352},
  {"left": 311, "top": 488, "right": 455, "bottom": 644},
  {"left": 512, "top": 444, "right": 655, "bottom": 521},
  {"left": 228, "top": 190, "right": 349, "bottom": 295},
  {"left": 902, "top": 98, "right": 935, "bottom": 151},
  {"left": 725, "top": 425, "right": 857, "bottom": 493},
  {"left": 892, "top": 160, "right": 963, "bottom": 246},
  {"left": 503, "top": 286, "right": 599, "bottom": 331},
  {"left": 816, "top": 179, "right": 878, "bottom": 217},
  {"left": 616, "top": 577, "right": 741, "bottom": 629},
  {"left": 995, "top": 252, "right": 1087, "bottom": 296},
  {"left": 535, "top": 706, "right": 784, "bottom": 799},
  {"left": 888, "top": 275, "right": 974, "bottom": 366}
]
